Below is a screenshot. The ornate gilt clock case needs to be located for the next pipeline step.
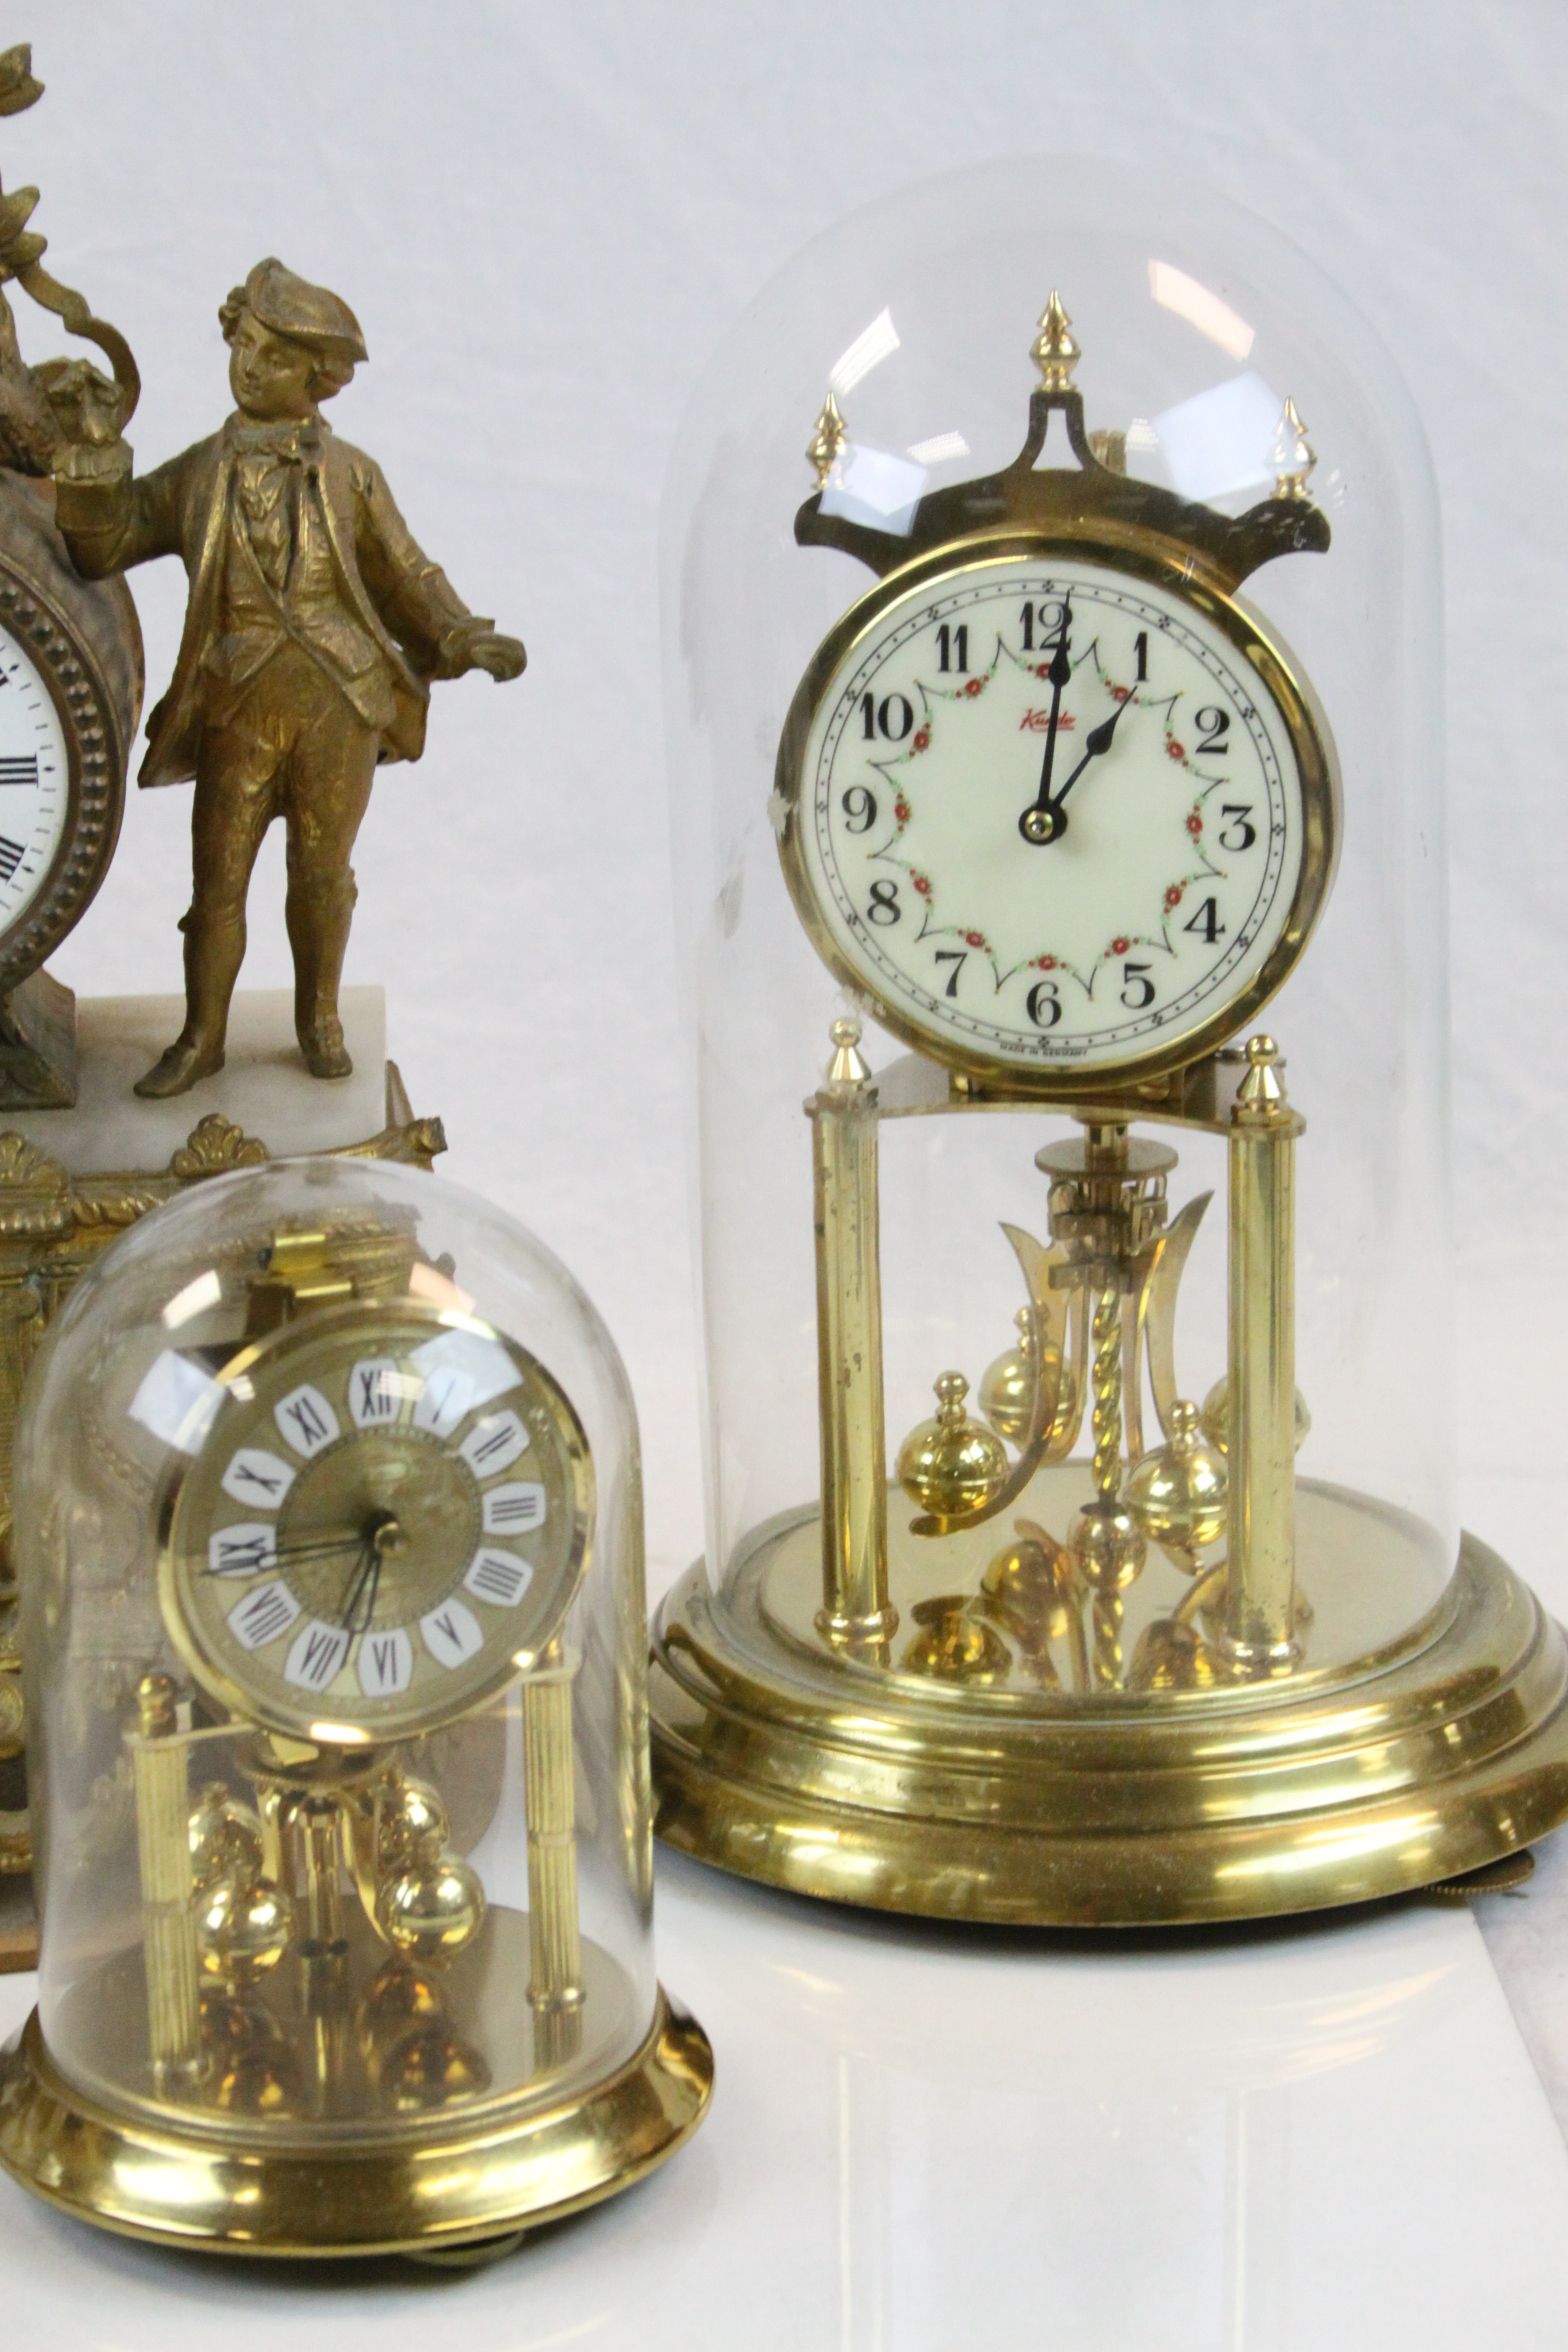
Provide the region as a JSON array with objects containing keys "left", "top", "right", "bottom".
[
  {"left": 649, "top": 162, "right": 1568, "bottom": 1924},
  {"left": 0, "top": 1156, "right": 711, "bottom": 2258}
]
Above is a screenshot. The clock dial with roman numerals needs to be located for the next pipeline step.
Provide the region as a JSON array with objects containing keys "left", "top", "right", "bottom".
[
  {"left": 0, "top": 622, "right": 73, "bottom": 935},
  {"left": 0, "top": 475, "right": 138, "bottom": 1012},
  {"left": 159, "top": 1301, "right": 593, "bottom": 1744},
  {"left": 777, "top": 547, "right": 1338, "bottom": 1090}
]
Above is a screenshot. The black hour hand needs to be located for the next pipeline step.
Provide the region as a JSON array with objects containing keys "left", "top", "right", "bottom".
[{"left": 1036, "top": 691, "right": 1139, "bottom": 837}]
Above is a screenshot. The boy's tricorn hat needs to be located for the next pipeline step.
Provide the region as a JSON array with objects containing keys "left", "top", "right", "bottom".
[{"left": 238, "top": 257, "right": 367, "bottom": 364}]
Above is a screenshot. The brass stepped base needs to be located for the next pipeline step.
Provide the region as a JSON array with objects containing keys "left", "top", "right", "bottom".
[
  {"left": 650, "top": 1522, "right": 1568, "bottom": 1926},
  {"left": 0, "top": 1990, "right": 711, "bottom": 2259}
]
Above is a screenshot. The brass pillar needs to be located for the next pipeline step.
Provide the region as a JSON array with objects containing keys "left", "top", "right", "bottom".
[
  {"left": 131, "top": 1672, "right": 200, "bottom": 2085},
  {"left": 809, "top": 1019, "right": 895, "bottom": 1648},
  {"left": 523, "top": 1644, "right": 583, "bottom": 2038},
  {"left": 295, "top": 1795, "right": 347, "bottom": 1953},
  {"left": 293, "top": 1794, "right": 350, "bottom": 2110},
  {"left": 1223, "top": 1037, "right": 1304, "bottom": 1667}
]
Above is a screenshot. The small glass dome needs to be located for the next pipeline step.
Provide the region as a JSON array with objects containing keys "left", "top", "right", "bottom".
[
  {"left": 650, "top": 160, "right": 1567, "bottom": 1923},
  {"left": 2, "top": 1155, "right": 710, "bottom": 2257}
]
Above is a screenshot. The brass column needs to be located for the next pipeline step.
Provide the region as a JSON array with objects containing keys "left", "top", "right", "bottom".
[
  {"left": 1223, "top": 1037, "right": 1304, "bottom": 1667},
  {"left": 809, "top": 1018, "right": 895, "bottom": 1648},
  {"left": 295, "top": 1795, "right": 347, "bottom": 1953},
  {"left": 294, "top": 1793, "right": 350, "bottom": 2110},
  {"left": 523, "top": 1643, "right": 583, "bottom": 2055},
  {"left": 131, "top": 1672, "right": 200, "bottom": 2085}
]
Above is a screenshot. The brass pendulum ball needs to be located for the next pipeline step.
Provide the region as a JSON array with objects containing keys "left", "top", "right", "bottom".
[
  {"left": 1127, "top": 1400, "right": 1229, "bottom": 1565},
  {"left": 193, "top": 1872, "right": 293, "bottom": 1988},
  {"left": 1069, "top": 1498, "right": 1147, "bottom": 1595},
  {"left": 376, "top": 1859, "right": 488, "bottom": 1964},
  {"left": 897, "top": 1371, "right": 1009, "bottom": 1520},
  {"left": 188, "top": 1779, "right": 292, "bottom": 1989},
  {"left": 376, "top": 1772, "right": 451, "bottom": 1869},
  {"left": 979, "top": 1308, "right": 1075, "bottom": 1448},
  {"left": 372, "top": 1765, "right": 487, "bottom": 1962},
  {"left": 188, "top": 1782, "right": 267, "bottom": 1890},
  {"left": 1200, "top": 1376, "right": 1311, "bottom": 1457}
]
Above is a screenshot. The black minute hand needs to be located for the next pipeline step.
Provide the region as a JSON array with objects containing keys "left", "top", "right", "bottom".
[{"left": 1018, "top": 615, "right": 1073, "bottom": 845}]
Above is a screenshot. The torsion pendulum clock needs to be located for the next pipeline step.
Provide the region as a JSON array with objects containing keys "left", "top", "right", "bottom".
[
  {"left": 648, "top": 166, "right": 1568, "bottom": 1924},
  {"left": 0, "top": 1158, "right": 711, "bottom": 2258}
]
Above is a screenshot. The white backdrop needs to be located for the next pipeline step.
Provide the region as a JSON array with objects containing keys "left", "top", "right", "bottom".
[{"left": 23, "top": 0, "right": 1567, "bottom": 1585}]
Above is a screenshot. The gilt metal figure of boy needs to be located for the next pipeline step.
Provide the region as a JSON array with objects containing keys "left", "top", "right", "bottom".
[{"left": 52, "top": 256, "right": 524, "bottom": 1097}]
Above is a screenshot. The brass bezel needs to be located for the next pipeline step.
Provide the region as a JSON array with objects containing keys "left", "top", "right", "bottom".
[
  {"left": 157, "top": 1296, "right": 595, "bottom": 1748},
  {"left": 775, "top": 530, "right": 1341, "bottom": 1100}
]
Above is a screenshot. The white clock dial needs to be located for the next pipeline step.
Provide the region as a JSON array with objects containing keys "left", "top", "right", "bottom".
[
  {"left": 782, "top": 551, "right": 1335, "bottom": 1084},
  {"left": 161, "top": 1305, "right": 593, "bottom": 1744},
  {"left": 0, "top": 624, "right": 73, "bottom": 935}
]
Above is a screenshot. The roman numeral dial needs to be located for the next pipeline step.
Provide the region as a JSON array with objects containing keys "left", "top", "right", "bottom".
[
  {"left": 160, "top": 1302, "right": 593, "bottom": 1744},
  {"left": 0, "top": 626, "right": 72, "bottom": 939}
]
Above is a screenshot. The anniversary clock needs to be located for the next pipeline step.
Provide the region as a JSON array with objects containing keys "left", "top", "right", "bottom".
[
  {"left": 649, "top": 164, "right": 1568, "bottom": 1923},
  {"left": 0, "top": 1156, "right": 711, "bottom": 2258}
]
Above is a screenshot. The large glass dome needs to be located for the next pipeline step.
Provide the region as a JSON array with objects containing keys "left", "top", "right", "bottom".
[{"left": 650, "top": 159, "right": 1568, "bottom": 1925}]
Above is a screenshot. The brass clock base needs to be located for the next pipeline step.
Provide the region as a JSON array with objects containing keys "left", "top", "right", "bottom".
[
  {"left": 650, "top": 1509, "right": 1568, "bottom": 1926},
  {"left": 0, "top": 1989, "right": 712, "bottom": 2260}
]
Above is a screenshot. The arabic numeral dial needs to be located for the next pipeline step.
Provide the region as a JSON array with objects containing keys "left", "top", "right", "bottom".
[{"left": 792, "top": 548, "right": 1329, "bottom": 1080}]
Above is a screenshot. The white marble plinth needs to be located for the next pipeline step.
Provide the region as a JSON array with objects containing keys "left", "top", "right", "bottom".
[{"left": 0, "top": 988, "right": 389, "bottom": 1174}]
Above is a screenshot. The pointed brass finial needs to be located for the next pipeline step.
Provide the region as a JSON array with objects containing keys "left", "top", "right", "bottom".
[
  {"left": 1031, "top": 291, "right": 1080, "bottom": 392},
  {"left": 806, "top": 389, "right": 847, "bottom": 488},
  {"left": 825, "top": 1015, "right": 870, "bottom": 1087},
  {"left": 1271, "top": 396, "right": 1316, "bottom": 501},
  {"left": 1235, "top": 1034, "right": 1290, "bottom": 1122}
]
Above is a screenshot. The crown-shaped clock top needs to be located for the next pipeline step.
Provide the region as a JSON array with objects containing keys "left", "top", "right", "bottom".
[{"left": 797, "top": 292, "right": 1329, "bottom": 597}]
